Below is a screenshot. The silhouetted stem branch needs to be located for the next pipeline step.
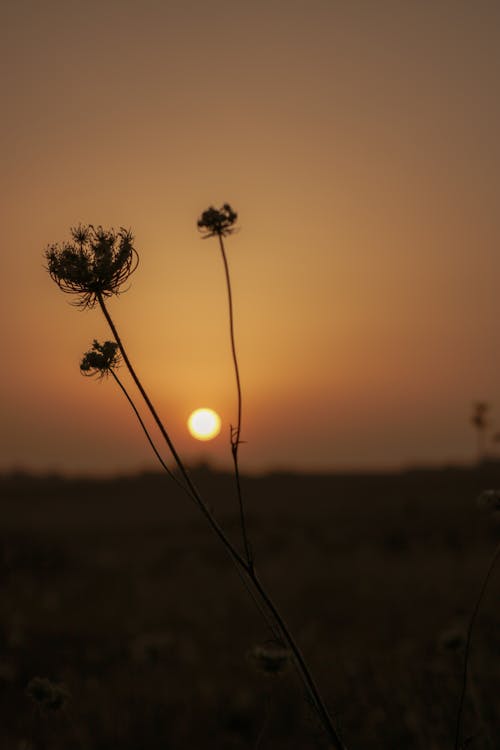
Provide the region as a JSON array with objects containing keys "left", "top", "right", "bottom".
[
  {"left": 98, "top": 295, "right": 193, "bottom": 489},
  {"left": 455, "top": 542, "right": 500, "bottom": 750},
  {"left": 109, "top": 370, "right": 193, "bottom": 497},
  {"left": 97, "top": 294, "right": 248, "bottom": 567},
  {"left": 97, "top": 291, "right": 345, "bottom": 750},
  {"left": 218, "top": 234, "right": 252, "bottom": 569},
  {"left": 248, "top": 569, "right": 347, "bottom": 750},
  {"left": 111, "top": 367, "right": 281, "bottom": 639}
]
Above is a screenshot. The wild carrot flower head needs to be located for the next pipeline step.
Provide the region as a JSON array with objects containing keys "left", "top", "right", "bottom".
[
  {"left": 197, "top": 204, "right": 238, "bottom": 238},
  {"left": 45, "top": 224, "right": 138, "bottom": 308},
  {"left": 80, "top": 340, "right": 120, "bottom": 378}
]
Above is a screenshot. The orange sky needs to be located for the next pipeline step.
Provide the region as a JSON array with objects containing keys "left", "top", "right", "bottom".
[{"left": 2, "top": 1, "right": 500, "bottom": 474}]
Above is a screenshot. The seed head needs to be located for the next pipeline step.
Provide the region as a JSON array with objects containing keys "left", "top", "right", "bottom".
[
  {"left": 80, "top": 340, "right": 121, "bottom": 379},
  {"left": 45, "top": 224, "right": 138, "bottom": 308},
  {"left": 197, "top": 203, "right": 238, "bottom": 238}
]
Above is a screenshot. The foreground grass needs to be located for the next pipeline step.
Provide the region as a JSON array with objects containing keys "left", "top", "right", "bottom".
[{"left": 0, "top": 466, "right": 499, "bottom": 749}]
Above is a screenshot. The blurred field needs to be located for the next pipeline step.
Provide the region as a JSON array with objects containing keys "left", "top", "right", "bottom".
[{"left": 0, "top": 465, "right": 499, "bottom": 749}]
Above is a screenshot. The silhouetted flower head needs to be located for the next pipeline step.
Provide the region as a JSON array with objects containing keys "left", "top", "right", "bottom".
[
  {"left": 80, "top": 340, "right": 120, "bottom": 378},
  {"left": 197, "top": 204, "right": 237, "bottom": 238},
  {"left": 26, "top": 677, "right": 70, "bottom": 712},
  {"left": 45, "top": 224, "right": 138, "bottom": 308}
]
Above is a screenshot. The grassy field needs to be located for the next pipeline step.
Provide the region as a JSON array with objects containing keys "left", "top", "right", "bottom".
[{"left": 0, "top": 465, "right": 499, "bottom": 749}]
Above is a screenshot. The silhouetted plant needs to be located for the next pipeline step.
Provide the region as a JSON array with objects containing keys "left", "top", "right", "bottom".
[
  {"left": 46, "top": 224, "right": 138, "bottom": 308},
  {"left": 80, "top": 339, "right": 121, "bottom": 378},
  {"left": 198, "top": 204, "right": 252, "bottom": 569},
  {"left": 470, "top": 402, "right": 490, "bottom": 463},
  {"left": 197, "top": 203, "right": 238, "bottom": 238},
  {"left": 45, "top": 220, "right": 347, "bottom": 750},
  {"left": 80, "top": 339, "right": 182, "bottom": 487}
]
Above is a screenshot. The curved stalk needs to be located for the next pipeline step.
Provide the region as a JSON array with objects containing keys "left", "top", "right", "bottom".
[
  {"left": 97, "top": 293, "right": 248, "bottom": 571},
  {"left": 111, "top": 365, "right": 281, "bottom": 641},
  {"left": 455, "top": 542, "right": 500, "bottom": 750},
  {"left": 109, "top": 370, "right": 193, "bottom": 497},
  {"left": 97, "top": 291, "right": 346, "bottom": 749},
  {"left": 98, "top": 295, "right": 194, "bottom": 493},
  {"left": 249, "top": 568, "right": 347, "bottom": 750},
  {"left": 218, "top": 234, "right": 252, "bottom": 569}
]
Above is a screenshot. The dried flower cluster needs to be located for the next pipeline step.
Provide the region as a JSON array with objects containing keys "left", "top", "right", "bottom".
[
  {"left": 80, "top": 340, "right": 120, "bottom": 378},
  {"left": 197, "top": 204, "right": 237, "bottom": 238},
  {"left": 45, "top": 224, "right": 138, "bottom": 308}
]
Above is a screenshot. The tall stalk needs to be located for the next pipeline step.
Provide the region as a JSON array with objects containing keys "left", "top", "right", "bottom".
[
  {"left": 197, "top": 204, "right": 252, "bottom": 568},
  {"left": 98, "top": 294, "right": 346, "bottom": 749},
  {"left": 101, "top": 350, "right": 282, "bottom": 643},
  {"left": 109, "top": 369, "right": 190, "bottom": 494},
  {"left": 217, "top": 232, "right": 253, "bottom": 569},
  {"left": 97, "top": 294, "right": 248, "bottom": 569}
]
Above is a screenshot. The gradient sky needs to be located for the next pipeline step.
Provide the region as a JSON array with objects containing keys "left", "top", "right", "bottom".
[{"left": 2, "top": 0, "right": 500, "bottom": 474}]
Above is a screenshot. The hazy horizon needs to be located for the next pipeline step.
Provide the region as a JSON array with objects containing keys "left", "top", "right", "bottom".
[{"left": 2, "top": 456, "right": 496, "bottom": 481}]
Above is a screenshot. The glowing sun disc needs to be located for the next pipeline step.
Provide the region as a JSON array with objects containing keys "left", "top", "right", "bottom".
[{"left": 187, "top": 408, "right": 221, "bottom": 441}]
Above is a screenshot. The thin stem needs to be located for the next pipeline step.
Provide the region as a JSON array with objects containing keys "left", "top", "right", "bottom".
[
  {"left": 97, "top": 292, "right": 345, "bottom": 749},
  {"left": 98, "top": 295, "right": 193, "bottom": 492},
  {"left": 112, "top": 367, "right": 280, "bottom": 641},
  {"left": 97, "top": 293, "right": 248, "bottom": 572},
  {"left": 218, "top": 234, "right": 253, "bottom": 569},
  {"left": 249, "top": 569, "right": 347, "bottom": 750},
  {"left": 218, "top": 234, "right": 242, "bottom": 442},
  {"left": 109, "top": 370, "right": 193, "bottom": 499},
  {"left": 455, "top": 542, "right": 500, "bottom": 750},
  {"left": 215, "top": 234, "right": 344, "bottom": 743}
]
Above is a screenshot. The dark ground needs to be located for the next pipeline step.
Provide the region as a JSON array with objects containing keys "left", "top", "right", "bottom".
[{"left": 0, "top": 464, "right": 499, "bottom": 749}]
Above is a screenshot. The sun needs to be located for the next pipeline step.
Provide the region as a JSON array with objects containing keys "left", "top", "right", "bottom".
[{"left": 187, "top": 408, "right": 222, "bottom": 441}]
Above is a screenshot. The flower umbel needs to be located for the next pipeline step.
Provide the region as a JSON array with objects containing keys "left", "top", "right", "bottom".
[
  {"left": 197, "top": 204, "right": 238, "bottom": 238},
  {"left": 45, "top": 224, "right": 138, "bottom": 308},
  {"left": 80, "top": 340, "right": 121, "bottom": 378}
]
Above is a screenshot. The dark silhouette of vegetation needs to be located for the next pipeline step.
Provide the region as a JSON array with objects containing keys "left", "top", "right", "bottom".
[
  {"left": 45, "top": 217, "right": 347, "bottom": 749},
  {"left": 46, "top": 224, "right": 138, "bottom": 309},
  {"left": 40, "top": 219, "right": 500, "bottom": 750},
  {"left": 198, "top": 204, "right": 252, "bottom": 570},
  {"left": 471, "top": 402, "right": 490, "bottom": 463}
]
